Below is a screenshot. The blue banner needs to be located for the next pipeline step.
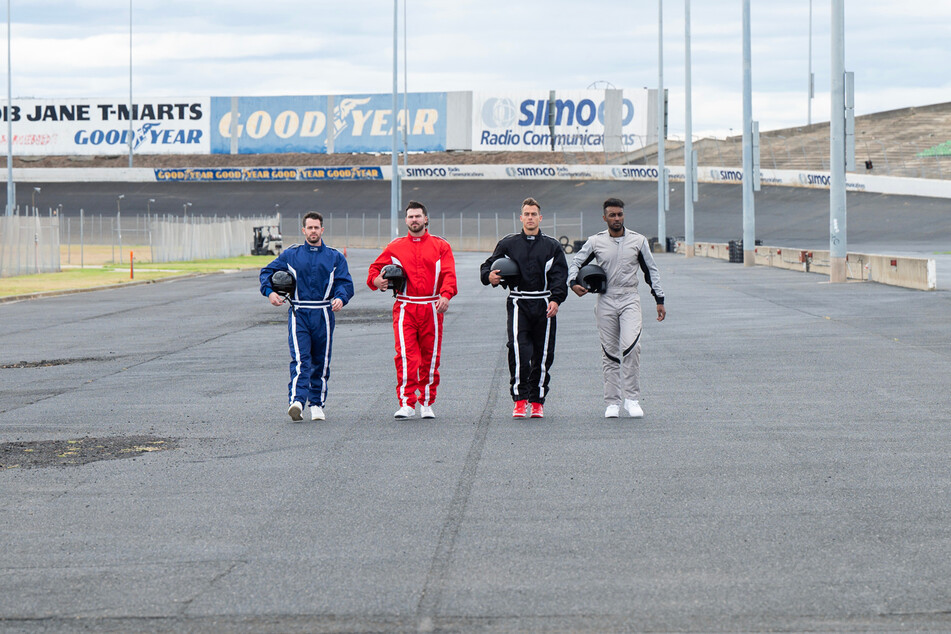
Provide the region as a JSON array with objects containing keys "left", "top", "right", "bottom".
[
  {"left": 333, "top": 92, "right": 446, "bottom": 153},
  {"left": 153, "top": 166, "right": 384, "bottom": 182},
  {"left": 210, "top": 96, "right": 328, "bottom": 154},
  {"left": 210, "top": 93, "right": 446, "bottom": 154}
]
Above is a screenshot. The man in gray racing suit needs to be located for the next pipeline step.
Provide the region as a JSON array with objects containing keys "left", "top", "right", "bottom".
[{"left": 568, "top": 198, "right": 666, "bottom": 418}]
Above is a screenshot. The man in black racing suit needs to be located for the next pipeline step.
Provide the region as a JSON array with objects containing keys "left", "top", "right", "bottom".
[{"left": 481, "top": 197, "right": 568, "bottom": 419}]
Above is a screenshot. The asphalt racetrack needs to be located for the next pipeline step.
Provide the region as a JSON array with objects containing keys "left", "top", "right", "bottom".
[{"left": 2, "top": 227, "right": 950, "bottom": 630}]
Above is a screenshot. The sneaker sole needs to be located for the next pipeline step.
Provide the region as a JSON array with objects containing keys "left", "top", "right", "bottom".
[{"left": 288, "top": 405, "right": 303, "bottom": 421}]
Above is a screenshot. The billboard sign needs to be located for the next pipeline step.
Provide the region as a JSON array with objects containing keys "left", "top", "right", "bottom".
[
  {"left": 472, "top": 90, "right": 650, "bottom": 152},
  {"left": 210, "top": 92, "right": 447, "bottom": 154},
  {"left": 0, "top": 98, "right": 210, "bottom": 155}
]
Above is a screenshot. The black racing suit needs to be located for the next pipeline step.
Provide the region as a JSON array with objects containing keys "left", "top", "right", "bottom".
[{"left": 481, "top": 231, "right": 569, "bottom": 405}]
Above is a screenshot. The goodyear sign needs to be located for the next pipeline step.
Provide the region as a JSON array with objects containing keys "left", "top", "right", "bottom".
[
  {"left": 473, "top": 90, "right": 650, "bottom": 152},
  {"left": 0, "top": 98, "right": 209, "bottom": 155},
  {"left": 211, "top": 93, "right": 446, "bottom": 154},
  {"left": 154, "top": 166, "right": 383, "bottom": 182}
]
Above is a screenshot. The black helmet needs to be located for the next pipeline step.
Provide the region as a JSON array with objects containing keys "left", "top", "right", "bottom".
[
  {"left": 578, "top": 264, "right": 607, "bottom": 293},
  {"left": 381, "top": 264, "right": 406, "bottom": 296},
  {"left": 270, "top": 270, "right": 296, "bottom": 296},
  {"left": 491, "top": 257, "right": 520, "bottom": 288}
]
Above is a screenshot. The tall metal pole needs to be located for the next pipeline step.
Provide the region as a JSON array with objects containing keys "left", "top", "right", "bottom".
[
  {"left": 400, "top": 0, "right": 408, "bottom": 214},
  {"left": 5, "top": 0, "right": 13, "bottom": 216},
  {"left": 684, "top": 0, "right": 694, "bottom": 257},
  {"left": 741, "top": 0, "right": 755, "bottom": 266},
  {"left": 808, "top": 0, "right": 813, "bottom": 126},
  {"left": 829, "top": 0, "right": 847, "bottom": 282},
  {"left": 128, "top": 0, "right": 133, "bottom": 168},
  {"left": 390, "top": 0, "right": 400, "bottom": 239},
  {"left": 656, "top": 0, "right": 666, "bottom": 251}
]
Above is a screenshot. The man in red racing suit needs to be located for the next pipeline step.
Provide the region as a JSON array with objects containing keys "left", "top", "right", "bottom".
[{"left": 368, "top": 201, "right": 457, "bottom": 420}]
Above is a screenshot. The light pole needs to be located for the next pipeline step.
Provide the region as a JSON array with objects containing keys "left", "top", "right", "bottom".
[
  {"left": 147, "top": 198, "right": 155, "bottom": 215},
  {"left": 656, "top": 0, "right": 666, "bottom": 252},
  {"left": 117, "top": 194, "right": 124, "bottom": 264},
  {"left": 390, "top": 0, "right": 400, "bottom": 239},
  {"left": 684, "top": 0, "right": 695, "bottom": 258},
  {"left": 6, "top": 0, "right": 14, "bottom": 216},
  {"left": 32, "top": 187, "right": 41, "bottom": 214},
  {"left": 183, "top": 201, "right": 191, "bottom": 216},
  {"left": 128, "top": 0, "right": 133, "bottom": 168},
  {"left": 808, "top": 0, "right": 814, "bottom": 126}
]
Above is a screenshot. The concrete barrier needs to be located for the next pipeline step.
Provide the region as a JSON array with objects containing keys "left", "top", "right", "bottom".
[{"left": 677, "top": 241, "right": 937, "bottom": 291}]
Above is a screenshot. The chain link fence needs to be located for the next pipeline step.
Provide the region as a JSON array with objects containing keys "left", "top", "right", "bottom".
[{"left": 0, "top": 214, "right": 61, "bottom": 278}]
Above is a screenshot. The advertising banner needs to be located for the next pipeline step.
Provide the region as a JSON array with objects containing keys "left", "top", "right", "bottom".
[
  {"left": 0, "top": 98, "right": 210, "bottom": 155},
  {"left": 472, "top": 90, "right": 650, "bottom": 152},
  {"left": 210, "top": 93, "right": 447, "bottom": 155},
  {"left": 333, "top": 92, "right": 446, "bottom": 153},
  {"left": 153, "top": 166, "right": 384, "bottom": 183},
  {"left": 210, "top": 95, "right": 328, "bottom": 154}
]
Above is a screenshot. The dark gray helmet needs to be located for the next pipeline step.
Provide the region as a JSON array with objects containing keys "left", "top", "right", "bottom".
[
  {"left": 491, "top": 257, "right": 520, "bottom": 288},
  {"left": 381, "top": 264, "right": 406, "bottom": 296},
  {"left": 578, "top": 264, "right": 607, "bottom": 293},
  {"left": 270, "top": 270, "right": 296, "bottom": 296}
]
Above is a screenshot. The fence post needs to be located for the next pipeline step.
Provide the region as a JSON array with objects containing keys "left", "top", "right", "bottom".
[
  {"left": 80, "top": 209, "right": 84, "bottom": 269},
  {"left": 117, "top": 210, "right": 123, "bottom": 264},
  {"left": 477, "top": 212, "right": 481, "bottom": 251},
  {"left": 553, "top": 212, "right": 557, "bottom": 238},
  {"left": 67, "top": 216, "right": 71, "bottom": 264}
]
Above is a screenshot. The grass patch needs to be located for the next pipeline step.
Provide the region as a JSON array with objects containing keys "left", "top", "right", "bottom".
[{"left": 0, "top": 255, "right": 274, "bottom": 298}]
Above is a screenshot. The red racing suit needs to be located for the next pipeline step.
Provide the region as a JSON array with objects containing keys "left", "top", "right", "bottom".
[{"left": 367, "top": 231, "right": 457, "bottom": 408}]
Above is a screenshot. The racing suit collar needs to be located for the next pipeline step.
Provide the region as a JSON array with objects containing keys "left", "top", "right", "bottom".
[{"left": 407, "top": 229, "right": 430, "bottom": 242}]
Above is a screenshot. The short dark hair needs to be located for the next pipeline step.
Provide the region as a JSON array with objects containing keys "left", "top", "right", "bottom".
[
  {"left": 603, "top": 198, "right": 625, "bottom": 211},
  {"left": 302, "top": 211, "right": 323, "bottom": 227},
  {"left": 405, "top": 200, "right": 427, "bottom": 217},
  {"left": 521, "top": 197, "right": 541, "bottom": 211}
]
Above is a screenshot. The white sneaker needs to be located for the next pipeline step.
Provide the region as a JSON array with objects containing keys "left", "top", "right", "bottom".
[
  {"left": 310, "top": 405, "right": 325, "bottom": 421},
  {"left": 287, "top": 401, "right": 303, "bottom": 421},
  {"left": 394, "top": 405, "right": 415, "bottom": 419},
  {"left": 604, "top": 404, "right": 620, "bottom": 418},
  {"left": 420, "top": 405, "right": 435, "bottom": 419},
  {"left": 624, "top": 399, "right": 644, "bottom": 418}
]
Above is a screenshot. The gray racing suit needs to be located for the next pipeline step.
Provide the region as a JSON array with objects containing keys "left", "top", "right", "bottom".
[{"left": 568, "top": 229, "right": 665, "bottom": 405}]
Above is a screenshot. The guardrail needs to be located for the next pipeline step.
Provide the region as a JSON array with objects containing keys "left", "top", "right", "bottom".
[{"left": 682, "top": 242, "right": 937, "bottom": 291}]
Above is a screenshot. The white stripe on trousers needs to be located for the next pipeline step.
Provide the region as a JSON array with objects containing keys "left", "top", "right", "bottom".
[
  {"left": 537, "top": 313, "right": 552, "bottom": 400},
  {"left": 511, "top": 298, "right": 521, "bottom": 398},
  {"left": 422, "top": 303, "right": 439, "bottom": 406},
  {"left": 289, "top": 309, "right": 302, "bottom": 404},
  {"left": 397, "top": 303, "right": 409, "bottom": 407},
  {"left": 318, "top": 307, "right": 331, "bottom": 405}
]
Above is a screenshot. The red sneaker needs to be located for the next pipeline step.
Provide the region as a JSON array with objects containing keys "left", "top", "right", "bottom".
[
  {"left": 530, "top": 403, "right": 544, "bottom": 418},
  {"left": 512, "top": 400, "right": 529, "bottom": 418}
]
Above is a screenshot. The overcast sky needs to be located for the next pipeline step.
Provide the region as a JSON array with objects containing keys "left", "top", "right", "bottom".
[{"left": 5, "top": 0, "right": 949, "bottom": 138}]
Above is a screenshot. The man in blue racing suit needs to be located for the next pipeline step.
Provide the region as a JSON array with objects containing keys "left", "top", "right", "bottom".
[{"left": 260, "top": 211, "right": 354, "bottom": 422}]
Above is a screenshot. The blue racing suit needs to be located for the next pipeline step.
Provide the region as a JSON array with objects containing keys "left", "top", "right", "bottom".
[{"left": 260, "top": 242, "right": 354, "bottom": 408}]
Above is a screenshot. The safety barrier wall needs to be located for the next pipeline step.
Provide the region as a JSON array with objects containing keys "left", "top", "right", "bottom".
[
  {"left": 10, "top": 164, "right": 951, "bottom": 200},
  {"left": 0, "top": 215, "right": 61, "bottom": 277},
  {"left": 678, "top": 241, "right": 937, "bottom": 291}
]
